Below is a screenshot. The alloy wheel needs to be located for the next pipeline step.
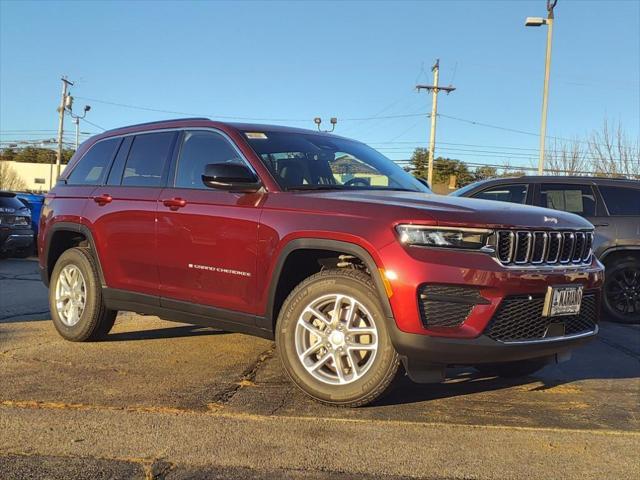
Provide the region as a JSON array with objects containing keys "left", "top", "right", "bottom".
[
  {"left": 295, "top": 294, "right": 378, "bottom": 385},
  {"left": 55, "top": 264, "right": 87, "bottom": 326},
  {"left": 606, "top": 267, "right": 640, "bottom": 316}
]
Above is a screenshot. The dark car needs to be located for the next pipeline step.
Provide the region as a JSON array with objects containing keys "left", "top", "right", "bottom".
[
  {"left": 39, "top": 118, "right": 603, "bottom": 406},
  {"left": 452, "top": 176, "right": 639, "bottom": 324},
  {"left": 15, "top": 192, "right": 45, "bottom": 239},
  {"left": 0, "top": 191, "right": 34, "bottom": 258}
]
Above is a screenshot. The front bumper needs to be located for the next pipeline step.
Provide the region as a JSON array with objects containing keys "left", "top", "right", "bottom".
[
  {"left": 377, "top": 241, "right": 603, "bottom": 371},
  {"left": 379, "top": 241, "right": 604, "bottom": 337},
  {"left": 389, "top": 324, "right": 597, "bottom": 366}
]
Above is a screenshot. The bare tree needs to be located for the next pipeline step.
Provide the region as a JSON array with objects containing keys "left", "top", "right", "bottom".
[
  {"left": 545, "top": 137, "right": 588, "bottom": 175},
  {"left": 0, "top": 161, "right": 27, "bottom": 190},
  {"left": 588, "top": 120, "right": 640, "bottom": 178}
]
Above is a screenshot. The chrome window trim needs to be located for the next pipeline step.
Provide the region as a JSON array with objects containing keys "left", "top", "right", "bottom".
[{"left": 69, "top": 126, "right": 263, "bottom": 190}]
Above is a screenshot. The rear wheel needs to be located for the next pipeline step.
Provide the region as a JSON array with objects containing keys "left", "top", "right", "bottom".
[
  {"left": 276, "top": 269, "right": 400, "bottom": 407},
  {"left": 49, "top": 247, "right": 117, "bottom": 341},
  {"left": 603, "top": 256, "right": 640, "bottom": 324},
  {"left": 474, "top": 358, "right": 549, "bottom": 378}
]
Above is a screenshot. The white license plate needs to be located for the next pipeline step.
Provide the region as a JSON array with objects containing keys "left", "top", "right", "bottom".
[{"left": 543, "top": 285, "right": 583, "bottom": 317}]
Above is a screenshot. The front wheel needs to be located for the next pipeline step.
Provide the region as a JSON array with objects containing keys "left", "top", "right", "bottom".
[
  {"left": 276, "top": 269, "right": 400, "bottom": 407},
  {"left": 49, "top": 247, "right": 117, "bottom": 341}
]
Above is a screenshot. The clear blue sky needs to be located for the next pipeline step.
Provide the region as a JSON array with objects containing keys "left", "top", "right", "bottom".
[{"left": 1, "top": 0, "right": 638, "bottom": 170}]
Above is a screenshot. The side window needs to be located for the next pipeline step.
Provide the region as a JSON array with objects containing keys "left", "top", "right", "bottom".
[
  {"left": 599, "top": 186, "right": 640, "bottom": 216},
  {"left": 473, "top": 184, "right": 528, "bottom": 204},
  {"left": 66, "top": 138, "right": 120, "bottom": 185},
  {"left": 121, "top": 132, "right": 176, "bottom": 187},
  {"left": 106, "top": 136, "right": 132, "bottom": 185},
  {"left": 174, "top": 131, "right": 244, "bottom": 189},
  {"left": 539, "top": 184, "right": 596, "bottom": 216}
]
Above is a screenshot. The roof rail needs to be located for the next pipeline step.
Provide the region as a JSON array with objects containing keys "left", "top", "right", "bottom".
[{"left": 103, "top": 117, "right": 211, "bottom": 133}]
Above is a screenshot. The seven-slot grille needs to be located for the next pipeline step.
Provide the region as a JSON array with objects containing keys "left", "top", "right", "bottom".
[{"left": 495, "top": 230, "right": 593, "bottom": 266}]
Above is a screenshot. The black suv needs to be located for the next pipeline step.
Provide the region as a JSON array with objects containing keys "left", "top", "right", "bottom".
[
  {"left": 0, "top": 191, "right": 34, "bottom": 259},
  {"left": 452, "top": 176, "right": 639, "bottom": 324}
]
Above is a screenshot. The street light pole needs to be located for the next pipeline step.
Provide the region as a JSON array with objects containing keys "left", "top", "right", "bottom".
[
  {"left": 527, "top": 0, "right": 558, "bottom": 175},
  {"left": 68, "top": 104, "right": 91, "bottom": 150}
]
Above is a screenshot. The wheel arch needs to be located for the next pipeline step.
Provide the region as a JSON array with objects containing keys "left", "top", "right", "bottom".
[
  {"left": 599, "top": 246, "right": 640, "bottom": 264},
  {"left": 265, "top": 238, "right": 394, "bottom": 331},
  {"left": 43, "top": 222, "right": 106, "bottom": 288}
]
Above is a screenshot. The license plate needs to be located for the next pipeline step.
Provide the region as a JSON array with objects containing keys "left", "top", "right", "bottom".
[{"left": 543, "top": 285, "right": 583, "bottom": 317}]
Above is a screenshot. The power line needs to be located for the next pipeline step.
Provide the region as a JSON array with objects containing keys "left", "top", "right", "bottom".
[
  {"left": 81, "top": 118, "right": 106, "bottom": 131},
  {"left": 74, "top": 95, "right": 428, "bottom": 123}
]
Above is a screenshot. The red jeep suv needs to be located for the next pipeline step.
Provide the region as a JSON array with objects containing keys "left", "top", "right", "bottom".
[{"left": 39, "top": 118, "right": 603, "bottom": 406}]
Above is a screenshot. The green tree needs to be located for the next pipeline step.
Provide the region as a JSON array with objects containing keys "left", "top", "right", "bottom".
[
  {"left": 474, "top": 165, "right": 498, "bottom": 181},
  {"left": 0, "top": 147, "right": 17, "bottom": 162},
  {"left": 3, "top": 147, "right": 74, "bottom": 164},
  {"left": 410, "top": 147, "right": 430, "bottom": 179},
  {"left": 433, "top": 157, "right": 475, "bottom": 186}
]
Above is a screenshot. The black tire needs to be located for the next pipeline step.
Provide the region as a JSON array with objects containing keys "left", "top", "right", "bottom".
[
  {"left": 474, "top": 358, "right": 549, "bottom": 378},
  {"left": 49, "top": 247, "right": 117, "bottom": 341},
  {"left": 603, "top": 256, "right": 640, "bottom": 324},
  {"left": 276, "top": 268, "right": 400, "bottom": 407}
]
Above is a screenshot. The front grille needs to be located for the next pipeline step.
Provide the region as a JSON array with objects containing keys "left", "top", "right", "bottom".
[
  {"left": 485, "top": 293, "right": 598, "bottom": 342},
  {"left": 495, "top": 230, "right": 593, "bottom": 267},
  {"left": 418, "top": 284, "right": 489, "bottom": 328}
]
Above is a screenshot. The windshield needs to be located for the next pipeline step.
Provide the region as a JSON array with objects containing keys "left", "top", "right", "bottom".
[{"left": 242, "top": 130, "right": 430, "bottom": 193}]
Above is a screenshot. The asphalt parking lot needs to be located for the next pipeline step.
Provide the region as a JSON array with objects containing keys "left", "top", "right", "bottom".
[{"left": 1, "top": 258, "right": 639, "bottom": 479}]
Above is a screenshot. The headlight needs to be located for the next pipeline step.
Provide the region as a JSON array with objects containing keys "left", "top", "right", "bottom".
[
  {"left": 14, "top": 216, "right": 30, "bottom": 226},
  {"left": 396, "top": 225, "right": 490, "bottom": 250}
]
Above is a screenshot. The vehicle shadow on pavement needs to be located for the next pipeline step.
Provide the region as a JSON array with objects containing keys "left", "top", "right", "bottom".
[
  {"left": 373, "top": 335, "right": 640, "bottom": 407},
  {"left": 104, "top": 325, "right": 227, "bottom": 342},
  {"left": 376, "top": 371, "right": 546, "bottom": 406}
]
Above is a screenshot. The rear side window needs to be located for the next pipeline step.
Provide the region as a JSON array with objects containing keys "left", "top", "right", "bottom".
[
  {"left": 539, "top": 184, "right": 596, "bottom": 216},
  {"left": 599, "top": 186, "right": 640, "bottom": 215},
  {"left": 174, "top": 131, "right": 244, "bottom": 189},
  {"left": 121, "top": 132, "right": 176, "bottom": 187},
  {"left": 67, "top": 138, "right": 120, "bottom": 185},
  {"left": 473, "top": 184, "right": 528, "bottom": 204}
]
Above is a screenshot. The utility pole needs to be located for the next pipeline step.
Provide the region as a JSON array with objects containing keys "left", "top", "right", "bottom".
[
  {"left": 526, "top": 0, "right": 558, "bottom": 174},
  {"left": 416, "top": 59, "right": 455, "bottom": 187},
  {"left": 53, "top": 76, "right": 73, "bottom": 188}
]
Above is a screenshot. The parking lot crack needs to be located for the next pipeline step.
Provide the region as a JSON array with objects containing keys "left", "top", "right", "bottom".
[{"left": 210, "top": 343, "right": 276, "bottom": 406}]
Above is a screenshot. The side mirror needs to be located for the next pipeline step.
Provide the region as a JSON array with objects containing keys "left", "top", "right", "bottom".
[{"left": 201, "top": 163, "right": 261, "bottom": 192}]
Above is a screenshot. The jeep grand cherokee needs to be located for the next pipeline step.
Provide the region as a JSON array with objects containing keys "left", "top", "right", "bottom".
[{"left": 39, "top": 118, "right": 603, "bottom": 406}]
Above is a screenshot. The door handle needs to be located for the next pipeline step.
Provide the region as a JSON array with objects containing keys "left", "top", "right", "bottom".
[
  {"left": 93, "top": 194, "right": 112, "bottom": 205},
  {"left": 162, "top": 197, "right": 187, "bottom": 210},
  {"left": 593, "top": 223, "right": 609, "bottom": 227}
]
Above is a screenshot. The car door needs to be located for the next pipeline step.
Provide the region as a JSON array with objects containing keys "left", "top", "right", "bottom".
[
  {"left": 596, "top": 184, "right": 640, "bottom": 252},
  {"left": 156, "top": 129, "right": 263, "bottom": 314},
  {"left": 535, "top": 182, "right": 614, "bottom": 254},
  {"left": 84, "top": 131, "right": 178, "bottom": 296}
]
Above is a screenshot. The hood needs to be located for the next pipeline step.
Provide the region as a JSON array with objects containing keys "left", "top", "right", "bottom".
[{"left": 300, "top": 190, "right": 593, "bottom": 230}]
